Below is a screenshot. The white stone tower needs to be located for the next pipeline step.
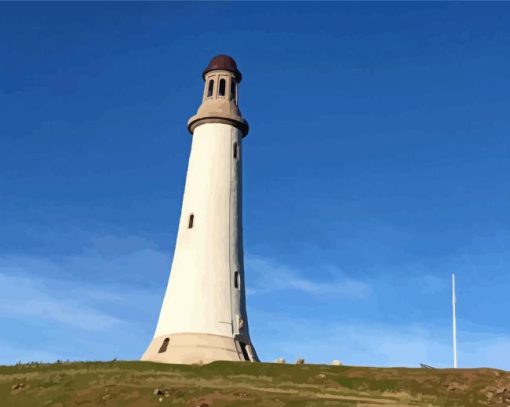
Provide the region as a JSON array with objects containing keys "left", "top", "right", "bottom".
[{"left": 141, "top": 55, "right": 258, "bottom": 364}]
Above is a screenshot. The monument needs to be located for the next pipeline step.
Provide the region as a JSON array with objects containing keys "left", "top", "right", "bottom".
[{"left": 141, "top": 55, "right": 258, "bottom": 364}]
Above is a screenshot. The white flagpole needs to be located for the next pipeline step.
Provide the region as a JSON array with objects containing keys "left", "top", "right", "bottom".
[{"left": 452, "top": 273, "right": 458, "bottom": 368}]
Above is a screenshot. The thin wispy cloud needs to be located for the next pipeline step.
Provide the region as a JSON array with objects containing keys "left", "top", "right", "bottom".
[
  {"left": 0, "top": 235, "right": 509, "bottom": 369},
  {"left": 0, "top": 273, "right": 123, "bottom": 331},
  {"left": 0, "top": 236, "right": 166, "bottom": 364},
  {"left": 245, "top": 252, "right": 510, "bottom": 369},
  {"left": 250, "top": 311, "right": 510, "bottom": 370},
  {"left": 245, "top": 254, "right": 370, "bottom": 298}
]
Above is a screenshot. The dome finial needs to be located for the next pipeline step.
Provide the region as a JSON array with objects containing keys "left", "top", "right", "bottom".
[{"left": 203, "top": 55, "right": 242, "bottom": 82}]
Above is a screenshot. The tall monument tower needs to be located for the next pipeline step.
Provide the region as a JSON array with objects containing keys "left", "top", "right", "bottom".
[{"left": 142, "top": 55, "right": 258, "bottom": 364}]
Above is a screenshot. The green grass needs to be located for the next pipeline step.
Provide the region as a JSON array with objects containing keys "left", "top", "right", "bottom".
[{"left": 1, "top": 360, "right": 509, "bottom": 406}]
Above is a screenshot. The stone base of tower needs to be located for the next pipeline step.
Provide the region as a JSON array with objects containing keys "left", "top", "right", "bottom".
[{"left": 141, "top": 333, "right": 259, "bottom": 365}]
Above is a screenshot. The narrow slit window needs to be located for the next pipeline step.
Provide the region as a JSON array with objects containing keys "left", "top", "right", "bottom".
[
  {"left": 219, "top": 79, "right": 226, "bottom": 97},
  {"left": 158, "top": 338, "right": 170, "bottom": 353},
  {"left": 230, "top": 80, "right": 236, "bottom": 101},
  {"left": 207, "top": 80, "right": 214, "bottom": 97},
  {"left": 188, "top": 214, "right": 194, "bottom": 229},
  {"left": 234, "top": 271, "right": 240, "bottom": 289},
  {"left": 233, "top": 142, "right": 238, "bottom": 159}
]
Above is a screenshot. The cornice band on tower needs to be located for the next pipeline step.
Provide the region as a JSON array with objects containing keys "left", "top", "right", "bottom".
[{"left": 188, "top": 116, "right": 249, "bottom": 136}]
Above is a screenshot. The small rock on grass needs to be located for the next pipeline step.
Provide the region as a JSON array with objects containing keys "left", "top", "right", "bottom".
[{"left": 154, "top": 388, "right": 170, "bottom": 396}]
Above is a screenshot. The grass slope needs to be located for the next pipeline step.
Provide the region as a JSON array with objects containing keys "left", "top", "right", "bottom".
[{"left": 1, "top": 360, "right": 509, "bottom": 407}]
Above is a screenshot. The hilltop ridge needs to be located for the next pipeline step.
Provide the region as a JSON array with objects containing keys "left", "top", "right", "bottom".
[{"left": 1, "top": 360, "right": 509, "bottom": 406}]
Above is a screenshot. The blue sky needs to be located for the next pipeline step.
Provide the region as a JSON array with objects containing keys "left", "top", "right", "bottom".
[{"left": 1, "top": 3, "right": 509, "bottom": 369}]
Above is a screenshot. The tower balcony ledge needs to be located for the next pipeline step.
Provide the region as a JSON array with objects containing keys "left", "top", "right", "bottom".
[{"left": 187, "top": 113, "right": 249, "bottom": 137}]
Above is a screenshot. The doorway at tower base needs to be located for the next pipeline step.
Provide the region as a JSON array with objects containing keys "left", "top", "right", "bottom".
[{"left": 141, "top": 333, "right": 259, "bottom": 364}]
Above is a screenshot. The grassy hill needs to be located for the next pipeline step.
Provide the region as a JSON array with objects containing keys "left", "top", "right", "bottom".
[{"left": 1, "top": 360, "right": 509, "bottom": 406}]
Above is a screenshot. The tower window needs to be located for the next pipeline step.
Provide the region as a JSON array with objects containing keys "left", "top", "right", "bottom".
[
  {"left": 219, "top": 78, "right": 226, "bottom": 97},
  {"left": 207, "top": 80, "right": 214, "bottom": 97},
  {"left": 233, "top": 142, "right": 238, "bottom": 159},
  {"left": 188, "top": 214, "right": 194, "bottom": 229},
  {"left": 234, "top": 271, "right": 240, "bottom": 289},
  {"left": 158, "top": 338, "right": 170, "bottom": 353},
  {"left": 230, "top": 80, "right": 236, "bottom": 101}
]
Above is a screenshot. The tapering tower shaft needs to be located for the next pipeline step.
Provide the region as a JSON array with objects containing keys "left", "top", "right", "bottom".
[{"left": 142, "top": 56, "right": 258, "bottom": 364}]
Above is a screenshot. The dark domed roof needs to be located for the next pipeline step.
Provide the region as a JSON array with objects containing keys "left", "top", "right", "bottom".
[{"left": 202, "top": 55, "right": 242, "bottom": 82}]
